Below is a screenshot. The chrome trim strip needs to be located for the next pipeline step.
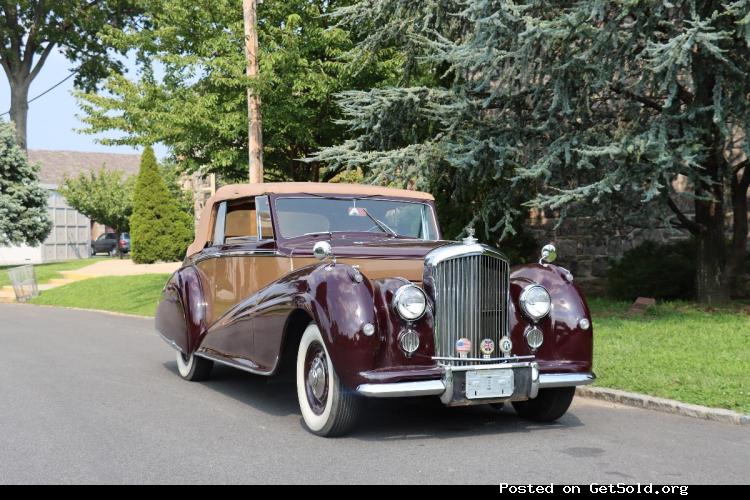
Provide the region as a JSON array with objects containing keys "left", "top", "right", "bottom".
[
  {"left": 192, "top": 249, "right": 281, "bottom": 264},
  {"left": 424, "top": 242, "right": 508, "bottom": 267},
  {"left": 194, "top": 351, "right": 271, "bottom": 376},
  {"left": 539, "top": 372, "right": 596, "bottom": 388},
  {"left": 433, "top": 355, "right": 535, "bottom": 363},
  {"left": 443, "top": 361, "right": 534, "bottom": 372},
  {"left": 356, "top": 380, "right": 446, "bottom": 398}
]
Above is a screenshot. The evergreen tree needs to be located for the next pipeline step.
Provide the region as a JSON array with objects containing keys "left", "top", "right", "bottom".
[
  {"left": 316, "top": 0, "right": 750, "bottom": 303},
  {"left": 0, "top": 120, "right": 51, "bottom": 246},
  {"left": 130, "top": 146, "right": 193, "bottom": 263},
  {"left": 76, "top": 0, "right": 398, "bottom": 182}
]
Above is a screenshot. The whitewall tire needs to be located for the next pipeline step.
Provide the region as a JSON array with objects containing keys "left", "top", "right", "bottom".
[
  {"left": 176, "top": 351, "right": 213, "bottom": 381},
  {"left": 296, "top": 323, "right": 361, "bottom": 437}
]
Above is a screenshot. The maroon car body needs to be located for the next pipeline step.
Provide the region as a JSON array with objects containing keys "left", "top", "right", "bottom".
[{"left": 156, "top": 182, "right": 594, "bottom": 436}]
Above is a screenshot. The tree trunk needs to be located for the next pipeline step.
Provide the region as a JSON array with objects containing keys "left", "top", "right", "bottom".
[
  {"left": 9, "top": 78, "right": 30, "bottom": 151},
  {"left": 694, "top": 150, "right": 730, "bottom": 304},
  {"left": 724, "top": 165, "right": 750, "bottom": 294},
  {"left": 691, "top": 46, "right": 731, "bottom": 305}
]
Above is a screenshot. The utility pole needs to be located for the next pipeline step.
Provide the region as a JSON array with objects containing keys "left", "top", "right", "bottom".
[{"left": 243, "top": 0, "right": 264, "bottom": 183}]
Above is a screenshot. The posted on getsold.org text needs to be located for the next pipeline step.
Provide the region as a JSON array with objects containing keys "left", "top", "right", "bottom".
[{"left": 498, "top": 484, "right": 690, "bottom": 496}]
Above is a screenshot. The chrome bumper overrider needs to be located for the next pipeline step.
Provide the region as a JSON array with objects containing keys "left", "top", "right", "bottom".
[{"left": 355, "top": 365, "right": 595, "bottom": 405}]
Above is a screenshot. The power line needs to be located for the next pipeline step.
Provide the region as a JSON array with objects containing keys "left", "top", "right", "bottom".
[{"left": 0, "top": 71, "right": 77, "bottom": 117}]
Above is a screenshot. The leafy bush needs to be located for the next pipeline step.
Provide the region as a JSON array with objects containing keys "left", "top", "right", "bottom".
[
  {"left": 607, "top": 240, "right": 696, "bottom": 301},
  {"left": 130, "top": 146, "right": 193, "bottom": 263}
]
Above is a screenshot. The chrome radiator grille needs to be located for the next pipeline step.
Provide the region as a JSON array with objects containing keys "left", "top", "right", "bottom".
[{"left": 429, "top": 250, "right": 509, "bottom": 366}]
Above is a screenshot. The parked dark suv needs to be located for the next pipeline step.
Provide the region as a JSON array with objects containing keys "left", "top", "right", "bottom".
[{"left": 91, "top": 232, "right": 130, "bottom": 256}]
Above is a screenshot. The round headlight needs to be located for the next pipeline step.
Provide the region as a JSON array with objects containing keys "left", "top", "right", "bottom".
[
  {"left": 520, "top": 284, "right": 551, "bottom": 321},
  {"left": 392, "top": 284, "right": 427, "bottom": 321}
]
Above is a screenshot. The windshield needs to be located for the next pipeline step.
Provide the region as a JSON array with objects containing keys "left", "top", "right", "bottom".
[{"left": 275, "top": 197, "right": 438, "bottom": 240}]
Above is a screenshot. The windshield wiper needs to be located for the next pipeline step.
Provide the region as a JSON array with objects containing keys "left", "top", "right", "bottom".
[{"left": 360, "top": 208, "right": 398, "bottom": 237}]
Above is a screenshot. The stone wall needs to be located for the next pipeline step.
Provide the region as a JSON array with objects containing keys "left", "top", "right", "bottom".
[{"left": 525, "top": 214, "right": 689, "bottom": 295}]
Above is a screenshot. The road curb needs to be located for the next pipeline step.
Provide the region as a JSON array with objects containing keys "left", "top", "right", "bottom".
[{"left": 577, "top": 386, "right": 750, "bottom": 426}]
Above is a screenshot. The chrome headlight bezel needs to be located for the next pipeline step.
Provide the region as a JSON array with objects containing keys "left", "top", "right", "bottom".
[
  {"left": 392, "top": 284, "right": 427, "bottom": 321},
  {"left": 519, "top": 284, "right": 551, "bottom": 322}
]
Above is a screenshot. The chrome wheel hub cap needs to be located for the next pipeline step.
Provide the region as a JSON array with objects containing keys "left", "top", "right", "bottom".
[{"left": 308, "top": 357, "right": 326, "bottom": 400}]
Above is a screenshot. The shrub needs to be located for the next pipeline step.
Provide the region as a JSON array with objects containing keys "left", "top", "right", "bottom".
[
  {"left": 607, "top": 239, "right": 696, "bottom": 301},
  {"left": 130, "top": 146, "right": 193, "bottom": 263}
]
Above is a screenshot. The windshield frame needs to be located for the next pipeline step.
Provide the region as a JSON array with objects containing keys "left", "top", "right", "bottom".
[{"left": 271, "top": 194, "right": 441, "bottom": 242}]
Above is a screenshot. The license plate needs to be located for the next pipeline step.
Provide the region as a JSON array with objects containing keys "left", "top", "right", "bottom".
[{"left": 465, "top": 368, "right": 514, "bottom": 399}]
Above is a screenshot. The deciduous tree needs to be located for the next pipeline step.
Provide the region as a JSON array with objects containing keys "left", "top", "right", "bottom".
[
  {"left": 59, "top": 167, "right": 135, "bottom": 239},
  {"left": 77, "top": 0, "right": 398, "bottom": 182},
  {"left": 0, "top": 1, "right": 141, "bottom": 149}
]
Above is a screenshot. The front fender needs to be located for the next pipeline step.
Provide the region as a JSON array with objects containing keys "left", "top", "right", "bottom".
[
  {"left": 509, "top": 263, "right": 593, "bottom": 373},
  {"left": 299, "top": 263, "right": 382, "bottom": 389}
]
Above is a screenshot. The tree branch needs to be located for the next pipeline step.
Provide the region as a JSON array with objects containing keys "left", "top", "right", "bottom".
[
  {"left": 0, "top": 56, "right": 11, "bottom": 80},
  {"left": 28, "top": 43, "right": 56, "bottom": 83},
  {"left": 611, "top": 83, "right": 663, "bottom": 112},
  {"left": 733, "top": 158, "right": 748, "bottom": 175},
  {"left": 22, "top": 0, "right": 48, "bottom": 68},
  {"left": 676, "top": 82, "right": 694, "bottom": 105},
  {"left": 667, "top": 196, "right": 700, "bottom": 235}
]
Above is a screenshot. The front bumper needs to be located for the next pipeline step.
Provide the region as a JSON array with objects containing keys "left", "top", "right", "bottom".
[{"left": 356, "top": 362, "right": 595, "bottom": 406}]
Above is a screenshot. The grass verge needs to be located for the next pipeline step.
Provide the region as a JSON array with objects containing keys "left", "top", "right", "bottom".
[
  {"left": 0, "top": 257, "right": 107, "bottom": 288},
  {"left": 30, "top": 274, "right": 169, "bottom": 317},
  {"left": 588, "top": 298, "right": 750, "bottom": 414}
]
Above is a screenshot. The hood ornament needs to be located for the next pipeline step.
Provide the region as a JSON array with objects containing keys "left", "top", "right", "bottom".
[{"left": 462, "top": 227, "right": 478, "bottom": 245}]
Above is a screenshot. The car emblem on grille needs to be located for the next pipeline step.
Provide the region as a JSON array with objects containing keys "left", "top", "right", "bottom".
[
  {"left": 479, "top": 339, "right": 495, "bottom": 358},
  {"left": 499, "top": 336, "right": 513, "bottom": 355},
  {"left": 455, "top": 338, "right": 472, "bottom": 358}
]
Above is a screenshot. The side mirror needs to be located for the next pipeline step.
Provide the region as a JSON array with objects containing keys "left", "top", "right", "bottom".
[
  {"left": 539, "top": 244, "right": 557, "bottom": 265},
  {"left": 313, "top": 241, "right": 334, "bottom": 261}
]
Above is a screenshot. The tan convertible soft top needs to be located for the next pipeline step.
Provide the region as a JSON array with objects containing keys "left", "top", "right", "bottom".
[{"left": 187, "top": 182, "right": 434, "bottom": 256}]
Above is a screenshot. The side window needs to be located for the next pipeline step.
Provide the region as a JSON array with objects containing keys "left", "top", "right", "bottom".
[
  {"left": 223, "top": 198, "right": 257, "bottom": 243},
  {"left": 211, "top": 202, "right": 227, "bottom": 246},
  {"left": 256, "top": 196, "right": 274, "bottom": 240}
]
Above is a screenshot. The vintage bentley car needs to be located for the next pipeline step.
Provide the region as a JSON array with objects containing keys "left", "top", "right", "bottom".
[{"left": 156, "top": 182, "right": 594, "bottom": 436}]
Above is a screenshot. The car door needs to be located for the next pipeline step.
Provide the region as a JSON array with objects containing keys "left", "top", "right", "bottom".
[
  {"left": 194, "top": 196, "right": 282, "bottom": 368},
  {"left": 93, "top": 233, "right": 111, "bottom": 253}
]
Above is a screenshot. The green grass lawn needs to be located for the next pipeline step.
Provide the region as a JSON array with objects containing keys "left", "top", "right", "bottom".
[
  {"left": 0, "top": 257, "right": 107, "bottom": 288},
  {"left": 30, "top": 274, "right": 169, "bottom": 317},
  {"left": 588, "top": 298, "right": 750, "bottom": 414}
]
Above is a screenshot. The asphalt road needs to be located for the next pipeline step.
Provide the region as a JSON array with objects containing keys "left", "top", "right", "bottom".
[{"left": 1, "top": 304, "right": 748, "bottom": 485}]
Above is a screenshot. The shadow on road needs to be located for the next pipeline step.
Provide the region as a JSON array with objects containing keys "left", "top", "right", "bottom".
[{"left": 163, "top": 361, "right": 584, "bottom": 440}]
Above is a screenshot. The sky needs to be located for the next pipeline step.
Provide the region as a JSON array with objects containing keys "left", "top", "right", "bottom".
[{"left": 0, "top": 49, "right": 168, "bottom": 158}]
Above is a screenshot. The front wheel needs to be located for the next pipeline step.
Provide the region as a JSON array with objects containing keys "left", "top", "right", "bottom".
[
  {"left": 176, "top": 351, "right": 213, "bottom": 381},
  {"left": 296, "top": 323, "right": 361, "bottom": 437},
  {"left": 512, "top": 387, "right": 576, "bottom": 422}
]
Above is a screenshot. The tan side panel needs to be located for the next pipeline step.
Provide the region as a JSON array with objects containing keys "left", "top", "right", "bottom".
[
  {"left": 196, "top": 256, "right": 291, "bottom": 325},
  {"left": 292, "top": 257, "right": 424, "bottom": 282},
  {"left": 196, "top": 256, "right": 424, "bottom": 325}
]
